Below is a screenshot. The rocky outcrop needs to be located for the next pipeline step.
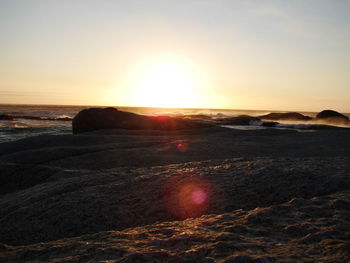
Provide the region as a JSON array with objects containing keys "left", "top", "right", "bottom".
[
  {"left": 259, "top": 112, "right": 312, "bottom": 121},
  {"left": 2, "top": 192, "right": 349, "bottom": 263},
  {"left": 262, "top": 121, "right": 278, "bottom": 127},
  {"left": 0, "top": 115, "right": 14, "bottom": 120},
  {"left": 218, "top": 115, "right": 261, "bottom": 125},
  {"left": 0, "top": 128, "right": 350, "bottom": 262},
  {"left": 0, "top": 162, "right": 349, "bottom": 262},
  {"left": 315, "top": 110, "right": 349, "bottom": 125},
  {"left": 217, "top": 115, "right": 279, "bottom": 128},
  {"left": 72, "top": 107, "right": 210, "bottom": 134},
  {"left": 0, "top": 156, "right": 349, "bottom": 246}
]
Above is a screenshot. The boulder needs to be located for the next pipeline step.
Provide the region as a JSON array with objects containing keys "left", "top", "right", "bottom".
[
  {"left": 219, "top": 115, "right": 261, "bottom": 125},
  {"left": 0, "top": 114, "right": 14, "bottom": 120},
  {"left": 72, "top": 107, "right": 210, "bottom": 134},
  {"left": 262, "top": 121, "right": 278, "bottom": 127},
  {"left": 259, "top": 112, "right": 312, "bottom": 121},
  {"left": 315, "top": 110, "right": 349, "bottom": 125}
]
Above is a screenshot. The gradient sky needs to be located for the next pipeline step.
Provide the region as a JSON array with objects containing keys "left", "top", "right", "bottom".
[{"left": 1, "top": 0, "right": 349, "bottom": 112}]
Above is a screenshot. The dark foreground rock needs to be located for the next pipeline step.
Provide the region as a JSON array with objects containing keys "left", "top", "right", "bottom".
[
  {"left": 316, "top": 110, "right": 349, "bottom": 125},
  {"left": 0, "top": 128, "right": 350, "bottom": 262},
  {"left": 72, "top": 107, "right": 210, "bottom": 134},
  {"left": 0, "top": 192, "right": 349, "bottom": 263},
  {"left": 0, "top": 156, "right": 349, "bottom": 247},
  {"left": 259, "top": 112, "right": 312, "bottom": 121},
  {"left": 0, "top": 115, "right": 14, "bottom": 121}
]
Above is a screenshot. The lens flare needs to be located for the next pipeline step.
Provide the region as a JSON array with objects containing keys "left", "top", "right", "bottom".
[
  {"left": 163, "top": 174, "right": 212, "bottom": 219},
  {"left": 177, "top": 142, "right": 189, "bottom": 152},
  {"left": 191, "top": 189, "right": 207, "bottom": 204}
]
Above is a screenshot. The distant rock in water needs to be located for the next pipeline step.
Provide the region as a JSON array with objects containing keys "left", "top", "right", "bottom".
[
  {"left": 259, "top": 112, "right": 312, "bottom": 121},
  {"left": 219, "top": 115, "right": 261, "bottom": 125},
  {"left": 218, "top": 115, "right": 281, "bottom": 127},
  {"left": 262, "top": 121, "right": 278, "bottom": 127},
  {"left": 72, "top": 107, "right": 210, "bottom": 134},
  {"left": 315, "top": 110, "right": 349, "bottom": 125},
  {"left": 0, "top": 114, "right": 14, "bottom": 120}
]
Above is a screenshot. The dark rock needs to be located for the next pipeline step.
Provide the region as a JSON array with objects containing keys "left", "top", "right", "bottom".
[
  {"left": 0, "top": 128, "right": 350, "bottom": 248},
  {"left": 0, "top": 162, "right": 60, "bottom": 195},
  {"left": 262, "top": 122, "right": 278, "bottom": 127},
  {"left": 259, "top": 112, "right": 312, "bottom": 121},
  {"left": 0, "top": 114, "right": 14, "bottom": 120},
  {"left": 54, "top": 117, "right": 72, "bottom": 121},
  {"left": 219, "top": 115, "right": 261, "bottom": 125},
  {"left": 0, "top": 243, "right": 13, "bottom": 252},
  {"left": 315, "top": 110, "right": 349, "bottom": 125},
  {"left": 72, "top": 107, "right": 210, "bottom": 134},
  {"left": 181, "top": 114, "right": 213, "bottom": 120}
]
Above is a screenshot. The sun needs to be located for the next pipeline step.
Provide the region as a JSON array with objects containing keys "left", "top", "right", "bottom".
[{"left": 127, "top": 54, "right": 202, "bottom": 108}]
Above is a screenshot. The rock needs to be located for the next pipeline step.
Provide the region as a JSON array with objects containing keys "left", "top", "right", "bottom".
[
  {"left": 219, "top": 115, "right": 262, "bottom": 125},
  {"left": 219, "top": 115, "right": 280, "bottom": 127},
  {"left": 1, "top": 125, "right": 350, "bottom": 252},
  {"left": 0, "top": 114, "right": 14, "bottom": 120},
  {"left": 72, "top": 107, "right": 210, "bottom": 134},
  {"left": 0, "top": 243, "right": 13, "bottom": 252},
  {"left": 181, "top": 114, "right": 213, "bottom": 120},
  {"left": 1, "top": 192, "right": 349, "bottom": 262},
  {"left": 262, "top": 122, "right": 278, "bottom": 127},
  {"left": 223, "top": 255, "right": 272, "bottom": 263},
  {"left": 315, "top": 110, "right": 349, "bottom": 125},
  {"left": 259, "top": 112, "right": 312, "bottom": 121}
]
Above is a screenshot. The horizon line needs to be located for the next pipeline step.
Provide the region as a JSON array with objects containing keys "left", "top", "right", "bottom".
[{"left": 1, "top": 102, "right": 349, "bottom": 114}]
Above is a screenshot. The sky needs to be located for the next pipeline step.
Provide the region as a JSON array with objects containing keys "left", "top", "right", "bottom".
[{"left": 0, "top": 0, "right": 349, "bottom": 112}]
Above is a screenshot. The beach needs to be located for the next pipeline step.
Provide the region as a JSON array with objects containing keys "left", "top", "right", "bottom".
[{"left": 0, "top": 121, "right": 349, "bottom": 262}]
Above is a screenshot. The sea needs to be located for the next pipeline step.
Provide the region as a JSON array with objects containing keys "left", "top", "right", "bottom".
[{"left": 0, "top": 104, "right": 349, "bottom": 144}]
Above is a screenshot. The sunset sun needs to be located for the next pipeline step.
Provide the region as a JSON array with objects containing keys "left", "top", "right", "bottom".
[{"left": 127, "top": 54, "right": 203, "bottom": 108}]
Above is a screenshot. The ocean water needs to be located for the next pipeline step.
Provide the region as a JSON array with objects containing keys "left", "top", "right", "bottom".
[{"left": 0, "top": 104, "right": 349, "bottom": 144}]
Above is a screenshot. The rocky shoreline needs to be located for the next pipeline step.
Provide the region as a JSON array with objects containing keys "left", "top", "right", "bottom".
[
  {"left": 71, "top": 108, "right": 350, "bottom": 134},
  {"left": 0, "top": 111, "right": 349, "bottom": 262}
]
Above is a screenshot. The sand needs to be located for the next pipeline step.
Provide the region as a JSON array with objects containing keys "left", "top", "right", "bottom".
[{"left": 0, "top": 127, "right": 349, "bottom": 262}]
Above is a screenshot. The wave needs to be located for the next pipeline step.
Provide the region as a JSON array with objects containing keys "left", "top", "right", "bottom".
[
  {"left": 0, "top": 114, "right": 73, "bottom": 121},
  {"left": 276, "top": 122, "right": 350, "bottom": 130}
]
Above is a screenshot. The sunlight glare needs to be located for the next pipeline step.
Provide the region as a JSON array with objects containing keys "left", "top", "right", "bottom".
[{"left": 128, "top": 54, "right": 203, "bottom": 108}]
